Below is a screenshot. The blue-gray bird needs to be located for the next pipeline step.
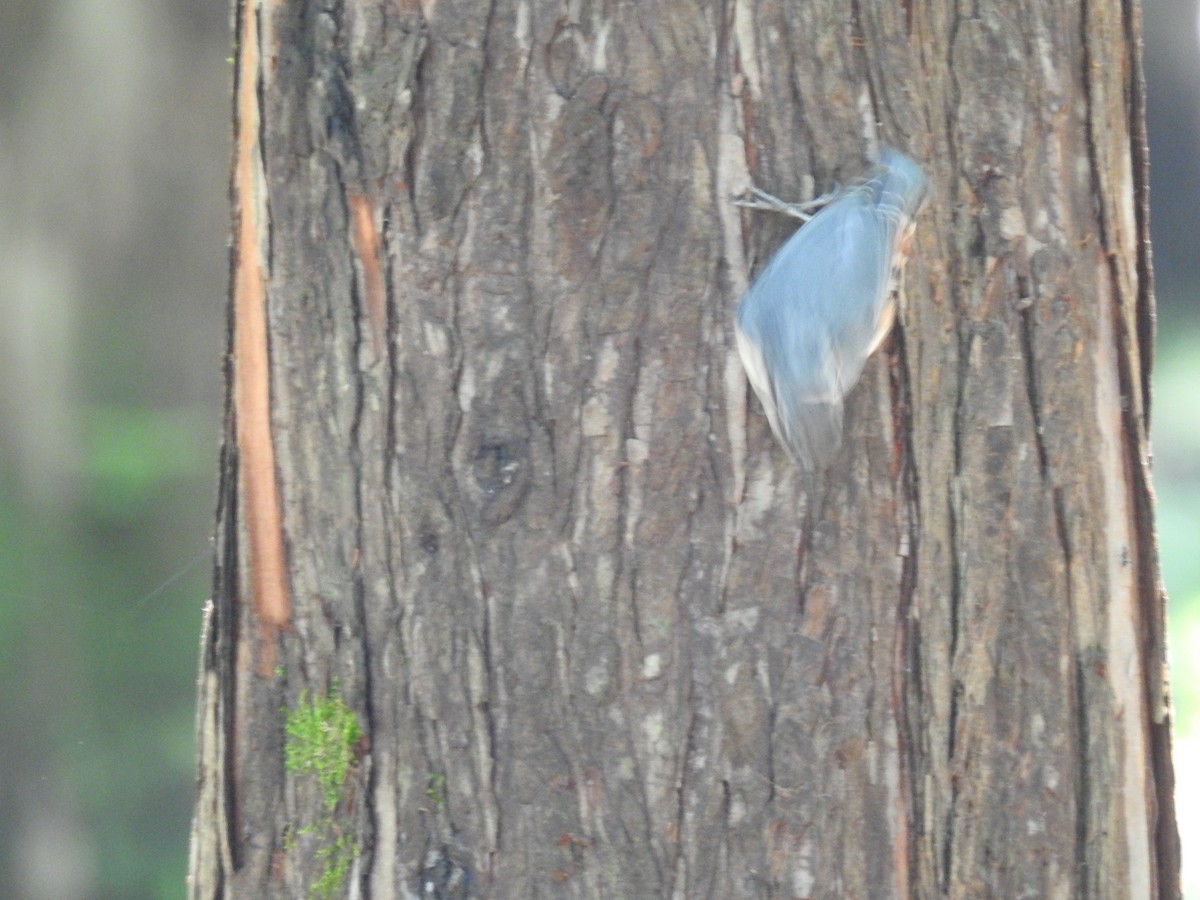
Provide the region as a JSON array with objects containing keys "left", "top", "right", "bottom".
[{"left": 734, "top": 148, "right": 929, "bottom": 475}]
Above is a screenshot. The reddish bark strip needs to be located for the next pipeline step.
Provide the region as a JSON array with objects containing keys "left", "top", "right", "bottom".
[
  {"left": 232, "top": 0, "right": 290, "bottom": 674},
  {"left": 349, "top": 193, "right": 387, "bottom": 360}
]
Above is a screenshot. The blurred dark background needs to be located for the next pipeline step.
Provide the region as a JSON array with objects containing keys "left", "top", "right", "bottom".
[{"left": 0, "top": 3, "right": 1196, "bottom": 897}]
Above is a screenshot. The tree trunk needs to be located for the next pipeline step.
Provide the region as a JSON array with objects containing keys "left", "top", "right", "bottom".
[{"left": 189, "top": 1, "right": 1179, "bottom": 897}]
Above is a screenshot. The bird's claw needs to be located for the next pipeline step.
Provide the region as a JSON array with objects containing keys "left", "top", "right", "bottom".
[{"left": 732, "top": 181, "right": 841, "bottom": 222}]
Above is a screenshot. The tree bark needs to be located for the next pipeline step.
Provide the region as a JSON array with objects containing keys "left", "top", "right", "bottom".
[{"left": 190, "top": 1, "right": 1179, "bottom": 897}]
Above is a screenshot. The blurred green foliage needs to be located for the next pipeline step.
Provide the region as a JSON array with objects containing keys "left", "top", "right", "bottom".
[
  {"left": 82, "top": 407, "right": 211, "bottom": 521},
  {"left": 1156, "top": 325, "right": 1200, "bottom": 734},
  {"left": 0, "top": 404, "right": 213, "bottom": 898}
]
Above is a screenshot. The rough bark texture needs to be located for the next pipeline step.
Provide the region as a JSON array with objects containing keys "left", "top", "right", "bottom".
[{"left": 190, "top": 1, "right": 1179, "bottom": 897}]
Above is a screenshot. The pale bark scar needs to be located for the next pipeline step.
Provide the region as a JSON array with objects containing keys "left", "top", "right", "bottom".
[
  {"left": 348, "top": 192, "right": 387, "bottom": 359},
  {"left": 233, "top": 0, "right": 291, "bottom": 675}
]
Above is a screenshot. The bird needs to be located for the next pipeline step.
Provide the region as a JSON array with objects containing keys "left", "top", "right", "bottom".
[{"left": 734, "top": 147, "right": 930, "bottom": 477}]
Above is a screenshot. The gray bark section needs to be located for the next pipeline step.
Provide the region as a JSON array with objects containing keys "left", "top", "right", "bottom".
[{"left": 191, "top": 1, "right": 1178, "bottom": 898}]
